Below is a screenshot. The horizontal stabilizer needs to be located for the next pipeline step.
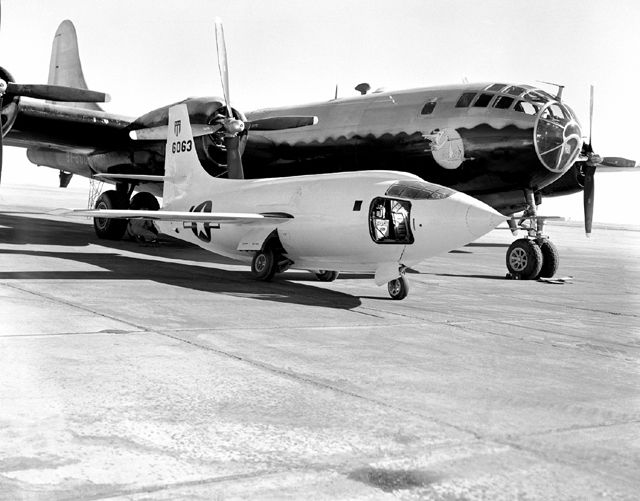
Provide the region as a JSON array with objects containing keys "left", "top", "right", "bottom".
[
  {"left": 65, "top": 209, "right": 293, "bottom": 224},
  {"left": 129, "top": 123, "right": 222, "bottom": 141}
]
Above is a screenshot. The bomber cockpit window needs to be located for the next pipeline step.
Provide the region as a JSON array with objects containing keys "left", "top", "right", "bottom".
[
  {"left": 455, "top": 92, "right": 476, "bottom": 107},
  {"left": 386, "top": 181, "right": 455, "bottom": 200},
  {"left": 369, "top": 198, "right": 414, "bottom": 244},
  {"left": 493, "top": 96, "right": 514, "bottom": 109},
  {"left": 486, "top": 83, "right": 507, "bottom": 92},
  {"left": 514, "top": 101, "right": 538, "bottom": 115},
  {"left": 503, "top": 85, "right": 526, "bottom": 96},
  {"left": 473, "top": 93, "right": 494, "bottom": 107},
  {"left": 420, "top": 99, "right": 438, "bottom": 115}
]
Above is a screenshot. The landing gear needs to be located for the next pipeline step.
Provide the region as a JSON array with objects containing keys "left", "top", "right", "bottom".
[
  {"left": 506, "top": 189, "right": 560, "bottom": 280},
  {"left": 92, "top": 183, "right": 160, "bottom": 241},
  {"left": 129, "top": 191, "right": 160, "bottom": 211},
  {"left": 537, "top": 239, "right": 559, "bottom": 278},
  {"left": 506, "top": 238, "right": 543, "bottom": 280},
  {"left": 93, "top": 190, "right": 129, "bottom": 240},
  {"left": 251, "top": 248, "right": 277, "bottom": 281},
  {"left": 315, "top": 270, "right": 339, "bottom": 282},
  {"left": 250, "top": 232, "right": 291, "bottom": 282},
  {"left": 388, "top": 275, "right": 410, "bottom": 300}
]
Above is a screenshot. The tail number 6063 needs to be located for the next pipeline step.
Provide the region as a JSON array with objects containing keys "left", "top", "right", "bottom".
[{"left": 172, "top": 140, "right": 193, "bottom": 153}]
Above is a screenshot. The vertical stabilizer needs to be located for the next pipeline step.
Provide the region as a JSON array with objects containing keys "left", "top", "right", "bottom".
[
  {"left": 48, "top": 20, "right": 103, "bottom": 111},
  {"left": 163, "top": 104, "right": 224, "bottom": 209}
]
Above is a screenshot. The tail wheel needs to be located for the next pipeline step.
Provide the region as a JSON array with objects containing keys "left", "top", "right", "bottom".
[
  {"left": 93, "top": 190, "right": 129, "bottom": 240},
  {"left": 506, "top": 238, "right": 543, "bottom": 280},
  {"left": 315, "top": 270, "right": 339, "bottom": 282},
  {"left": 388, "top": 276, "right": 410, "bottom": 300},
  {"left": 537, "top": 239, "right": 560, "bottom": 279},
  {"left": 251, "top": 248, "right": 277, "bottom": 281}
]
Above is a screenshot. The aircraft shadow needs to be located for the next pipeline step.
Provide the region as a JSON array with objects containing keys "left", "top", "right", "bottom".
[
  {"left": 0, "top": 213, "right": 362, "bottom": 309},
  {"left": 433, "top": 272, "right": 507, "bottom": 280}
]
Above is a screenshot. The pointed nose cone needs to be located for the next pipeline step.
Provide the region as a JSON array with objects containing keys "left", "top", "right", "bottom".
[{"left": 451, "top": 193, "right": 506, "bottom": 238}]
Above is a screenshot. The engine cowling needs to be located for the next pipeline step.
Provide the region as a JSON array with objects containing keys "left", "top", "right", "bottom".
[
  {"left": 128, "top": 97, "right": 246, "bottom": 177},
  {"left": 539, "top": 163, "right": 586, "bottom": 198},
  {"left": 0, "top": 67, "right": 21, "bottom": 138}
]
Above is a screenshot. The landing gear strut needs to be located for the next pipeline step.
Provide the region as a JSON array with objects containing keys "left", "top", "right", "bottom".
[{"left": 506, "top": 190, "right": 559, "bottom": 280}]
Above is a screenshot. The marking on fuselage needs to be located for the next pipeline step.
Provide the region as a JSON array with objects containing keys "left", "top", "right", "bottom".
[
  {"left": 186, "top": 200, "right": 215, "bottom": 243},
  {"left": 425, "top": 128, "right": 465, "bottom": 169}
]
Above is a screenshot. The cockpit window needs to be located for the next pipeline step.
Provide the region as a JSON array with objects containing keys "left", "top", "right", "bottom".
[
  {"left": 493, "top": 96, "right": 514, "bottom": 109},
  {"left": 369, "top": 198, "right": 414, "bottom": 244},
  {"left": 514, "top": 101, "right": 538, "bottom": 115},
  {"left": 541, "top": 103, "right": 566, "bottom": 121},
  {"left": 524, "top": 90, "right": 552, "bottom": 104},
  {"left": 385, "top": 181, "right": 455, "bottom": 200},
  {"left": 420, "top": 99, "right": 437, "bottom": 115},
  {"left": 473, "top": 93, "right": 494, "bottom": 107},
  {"left": 486, "top": 83, "right": 507, "bottom": 92},
  {"left": 455, "top": 92, "right": 476, "bottom": 108},
  {"left": 503, "top": 85, "right": 526, "bottom": 96}
]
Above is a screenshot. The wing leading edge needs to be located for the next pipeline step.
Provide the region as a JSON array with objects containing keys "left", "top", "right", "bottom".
[{"left": 65, "top": 209, "right": 292, "bottom": 225}]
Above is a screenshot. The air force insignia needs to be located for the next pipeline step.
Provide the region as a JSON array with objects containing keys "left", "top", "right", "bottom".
[
  {"left": 187, "top": 200, "right": 214, "bottom": 243},
  {"left": 174, "top": 120, "right": 182, "bottom": 137}
]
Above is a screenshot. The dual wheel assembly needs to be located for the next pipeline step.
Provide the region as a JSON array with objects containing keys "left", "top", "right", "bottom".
[
  {"left": 93, "top": 190, "right": 159, "bottom": 240},
  {"left": 506, "top": 238, "right": 559, "bottom": 280}
]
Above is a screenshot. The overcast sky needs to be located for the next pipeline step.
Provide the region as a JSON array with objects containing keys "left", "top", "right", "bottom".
[{"left": 1, "top": 0, "right": 639, "bottom": 224}]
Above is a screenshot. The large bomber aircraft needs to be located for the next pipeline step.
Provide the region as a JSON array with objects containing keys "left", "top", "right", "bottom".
[
  {"left": 68, "top": 103, "right": 504, "bottom": 299},
  {"left": 1, "top": 18, "right": 636, "bottom": 281}
]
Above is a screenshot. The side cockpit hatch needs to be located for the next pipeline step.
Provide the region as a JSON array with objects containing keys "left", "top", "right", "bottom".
[{"left": 369, "top": 197, "right": 413, "bottom": 244}]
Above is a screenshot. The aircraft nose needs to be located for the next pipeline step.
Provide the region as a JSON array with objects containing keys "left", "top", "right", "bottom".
[
  {"left": 458, "top": 194, "right": 507, "bottom": 238},
  {"left": 444, "top": 193, "right": 507, "bottom": 239}
]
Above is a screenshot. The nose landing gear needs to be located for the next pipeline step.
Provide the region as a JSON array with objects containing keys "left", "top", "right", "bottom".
[{"left": 506, "top": 190, "right": 560, "bottom": 280}]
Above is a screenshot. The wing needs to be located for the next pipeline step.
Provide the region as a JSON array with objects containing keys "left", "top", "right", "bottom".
[{"left": 64, "top": 209, "right": 293, "bottom": 225}]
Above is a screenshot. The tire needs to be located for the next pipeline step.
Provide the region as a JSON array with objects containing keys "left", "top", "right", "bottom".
[
  {"left": 251, "top": 248, "right": 277, "bottom": 281},
  {"left": 506, "top": 238, "right": 543, "bottom": 280},
  {"left": 537, "top": 239, "right": 560, "bottom": 279},
  {"left": 93, "top": 190, "right": 129, "bottom": 240},
  {"left": 388, "top": 276, "right": 410, "bottom": 300},
  {"left": 315, "top": 270, "right": 339, "bottom": 282},
  {"left": 130, "top": 192, "right": 160, "bottom": 211}
]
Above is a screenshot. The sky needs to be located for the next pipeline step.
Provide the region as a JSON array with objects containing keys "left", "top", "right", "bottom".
[{"left": 1, "top": 0, "right": 639, "bottom": 224}]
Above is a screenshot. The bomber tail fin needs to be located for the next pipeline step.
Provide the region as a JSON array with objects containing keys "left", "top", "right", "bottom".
[{"left": 47, "top": 20, "right": 103, "bottom": 111}]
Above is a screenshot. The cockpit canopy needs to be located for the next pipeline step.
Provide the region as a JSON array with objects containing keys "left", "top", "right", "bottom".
[
  {"left": 453, "top": 84, "right": 583, "bottom": 173},
  {"left": 454, "top": 83, "right": 575, "bottom": 119},
  {"left": 385, "top": 180, "right": 456, "bottom": 200}
]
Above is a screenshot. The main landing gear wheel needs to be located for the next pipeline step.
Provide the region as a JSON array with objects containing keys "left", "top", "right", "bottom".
[
  {"left": 506, "top": 238, "right": 543, "bottom": 280},
  {"left": 536, "top": 239, "right": 559, "bottom": 279},
  {"left": 129, "top": 191, "right": 160, "bottom": 211},
  {"left": 388, "top": 276, "right": 410, "bottom": 300},
  {"left": 315, "top": 270, "right": 339, "bottom": 282},
  {"left": 251, "top": 248, "right": 277, "bottom": 281},
  {"left": 93, "top": 190, "right": 129, "bottom": 240}
]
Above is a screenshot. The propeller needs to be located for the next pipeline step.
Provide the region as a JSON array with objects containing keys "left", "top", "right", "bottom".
[
  {"left": 578, "top": 86, "right": 636, "bottom": 236},
  {"left": 212, "top": 18, "right": 317, "bottom": 179}
]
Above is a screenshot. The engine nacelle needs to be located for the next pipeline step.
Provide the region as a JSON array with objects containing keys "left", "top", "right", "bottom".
[
  {"left": 539, "top": 163, "right": 585, "bottom": 198},
  {"left": 0, "top": 67, "right": 20, "bottom": 138},
  {"left": 128, "top": 97, "right": 246, "bottom": 177}
]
